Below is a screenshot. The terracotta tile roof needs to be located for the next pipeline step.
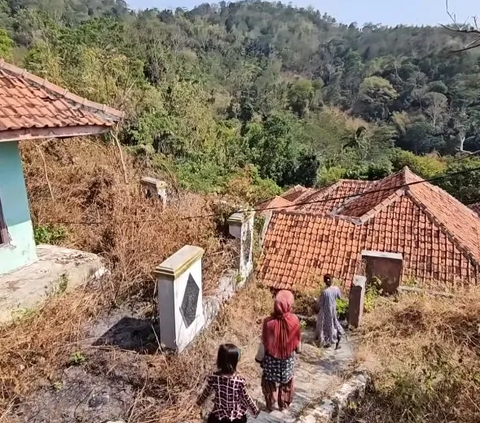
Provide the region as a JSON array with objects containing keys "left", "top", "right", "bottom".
[
  {"left": 337, "top": 168, "right": 418, "bottom": 218},
  {"left": 287, "top": 187, "right": 317, "bottom": 204},
  {"left": 281, "top": 185, "right": 312, "bottom": 202},
  {"left": 295, "top": 180, "right": 373, "bottom": 214},
  {"left": 257, "top": 186, "right": 316, "bottom": 214},
  {"left": 0, "top": 60, "right": 123, "bottom": 134},
  {"left": 256, "top": 196, "right": 293, "bottom": 212},
  {"left": 469, "top": 202, "right": 480, "bottom": 215},
  {"left": 259, "top": 167, "right": 480, "bottom": 291}
]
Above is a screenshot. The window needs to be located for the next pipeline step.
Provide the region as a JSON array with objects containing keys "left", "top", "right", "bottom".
[{"left": 0, "top": 198, "right": 8, "bottom": 246}]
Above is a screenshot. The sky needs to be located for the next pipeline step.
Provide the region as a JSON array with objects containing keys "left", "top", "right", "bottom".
[{"left": 127, "top": 0, "right": 476, "bottom": 27}]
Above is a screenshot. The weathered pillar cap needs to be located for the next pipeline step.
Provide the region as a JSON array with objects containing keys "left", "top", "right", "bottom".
[
  {"left": 154, "top": 245, "right": 204, "bottom": 279},
  {"left": 361, "top": 250, "right": 403, "bottom": 260},
  {"left": 227, "top": 210, "right": 255, "bottom": 226},
  {"left": 140, "top": 177, "right": 167, "bottom": 188}
]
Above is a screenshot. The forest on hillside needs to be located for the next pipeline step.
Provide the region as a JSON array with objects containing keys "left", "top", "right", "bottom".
[{"left": 2, "top": 0, "right": 480, "bottom": 203}]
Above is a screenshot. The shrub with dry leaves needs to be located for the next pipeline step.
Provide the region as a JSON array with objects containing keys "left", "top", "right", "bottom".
[
  {"left": 0, "top": 138, "right": 266, "bottom": 421},
  {"left": 345, "top": 291, "right": 480, "bottom": 423}
]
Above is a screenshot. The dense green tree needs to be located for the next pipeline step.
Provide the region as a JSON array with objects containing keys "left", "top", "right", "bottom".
[
  {"left": 0, "top": 27, "right": 13, "bottom": 57},
  {"left": 287, "top": 78, "right": 315, "bottom": 118},
  {"left": 1, "top": 0, "right": 480, "bottom": 199},
  {"left": 354, "top": 76, "right": 398, "bottom": 121}
]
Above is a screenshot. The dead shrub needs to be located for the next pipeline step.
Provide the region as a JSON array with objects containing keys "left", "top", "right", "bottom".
[
  {"left": 345, "top": 290, "right": 480, "bottom": 423},
  {"left": 0, "top": 138, "right": 250, "bottom": 419}
]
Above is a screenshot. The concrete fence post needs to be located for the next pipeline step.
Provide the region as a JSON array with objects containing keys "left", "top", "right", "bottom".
[
  {"left": 227, "top": 210, "right": 255, "bottom": 283},
  {"left": 154, "top": 245, "right": 205, "bottom": 352},
  {"left": 140, "top": 177, "right": 167, "bottom": 207},
  {"left": 348, "top": 275, "right": 366, "bottom": 328}
]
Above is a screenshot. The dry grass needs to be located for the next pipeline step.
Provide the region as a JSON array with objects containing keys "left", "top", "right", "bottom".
[
  {"left": 344, "top": 291, "right": 480, "bottom": 423},
  {"left": 21, "top": 138, "right": 232, "bottom": 295},
  {"left": 0, "top": 138, "right": 259, "bottom": 420},
  {"left": 126, "top": 282, "right": 272, "bottom": 423}
]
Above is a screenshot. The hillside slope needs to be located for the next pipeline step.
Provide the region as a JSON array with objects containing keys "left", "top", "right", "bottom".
[{"left": 1, "top": 1, "right": 480, "bottom": 201}]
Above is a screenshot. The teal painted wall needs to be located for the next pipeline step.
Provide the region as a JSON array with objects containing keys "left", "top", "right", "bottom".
[{"left": 0, "top": 142, "right": 37, "bottom": 274}]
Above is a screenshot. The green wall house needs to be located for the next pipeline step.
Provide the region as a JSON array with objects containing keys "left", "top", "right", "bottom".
[
  {"left": 0, "top": 142, "right": 37, "bottom": 274},
  {"left": 0, "top": 60, "right": 123, "bottom": 275}
]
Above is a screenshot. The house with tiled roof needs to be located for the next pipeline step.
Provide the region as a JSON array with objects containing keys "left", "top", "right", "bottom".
[
  {"left": 257, "top": 180, "right": 374, "bottom": 215},
  {"left": 258, "top": 167, "right": 480, "bottom": 292},
  {"left": 0, "top": 60, "right": 123, "bottom": 275}
]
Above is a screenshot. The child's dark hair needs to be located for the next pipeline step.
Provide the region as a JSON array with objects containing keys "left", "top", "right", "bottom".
[
  {"left": 216, "top": 343, "right": 240, "bottom": 375},
  {"left": 324, "top": 273, "right": 333, "bottom": 286}
]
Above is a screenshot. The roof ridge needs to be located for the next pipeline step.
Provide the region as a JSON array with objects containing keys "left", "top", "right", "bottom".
[
  {"left": 355, "top": 189, "right": 405, "bottom": 223},
  {"left": 403, "top": 166, "right": 424, "bottom": 185},
  {"left": 282, "top": 184, "right": 306, "bottom": 195},
  {"left": 0, "top": 60, "right": 125, "bottom": 120},
  {"left": 405, "top": 190, "right": 480, "bottom": 267},
  {"left": 333, "top": 168, "right": 411, "bottom": 218},
  {"left": 302, "top": 178, "right": 367, "bottom": 201},
  {"left": 272, "top": 209, "right": 357, "bottom": 222},
  {"left": 423, "top": 179, "right": 480, "bottom": 219},
  {"left": 337, "top": 178, "right": 373, "bottom": 183}
]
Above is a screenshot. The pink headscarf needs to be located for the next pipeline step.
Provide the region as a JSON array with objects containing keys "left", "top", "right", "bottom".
[{"left": 262, "top": 290, "right": 301, "bottom": 359}]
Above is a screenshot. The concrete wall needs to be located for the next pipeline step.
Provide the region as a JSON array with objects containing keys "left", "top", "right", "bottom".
[
  {"left": 364, "top": 255, "right": 403, "bottom": 294},
  {"left": 0, "top": 142, "right": 37, "bottom": 274}
]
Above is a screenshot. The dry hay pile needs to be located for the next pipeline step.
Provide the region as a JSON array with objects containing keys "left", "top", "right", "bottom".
[
  {"left": 0, "top": 138, "right": 267, "bottom": 422},
  {"left": 345, "top": 291, "right": 480, "bottom": 423},
  {"left": 20, "top": 138, "right": 231, "bottom": 296}
]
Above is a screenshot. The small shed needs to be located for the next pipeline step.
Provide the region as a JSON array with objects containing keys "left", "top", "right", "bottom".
[{"left": 0, "top": 60, "right": 123, "bottom": 275}]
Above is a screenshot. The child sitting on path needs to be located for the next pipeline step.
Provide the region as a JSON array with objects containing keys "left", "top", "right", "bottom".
[{"left": 197, "top": 343, "right": 260, "bottom": 423}]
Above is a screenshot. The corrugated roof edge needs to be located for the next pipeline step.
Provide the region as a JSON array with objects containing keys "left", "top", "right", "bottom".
[{"left": 0, "top": 60, "right": 125, "bottom": 121}]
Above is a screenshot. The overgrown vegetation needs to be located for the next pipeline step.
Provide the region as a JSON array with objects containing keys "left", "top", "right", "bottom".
[
  {"left": 0, "top": 138, "right": 272, "bottom": 421},
  {"left": 346, "top": 291, "right": 480, "bottom": 423},
  {"left": 335, "top": 297, "right": 349, "bottom": 320},
  {"left": 33, "top": 223, "right": 68, "bottom": 245},
  {"left": 2, "top": 1, "right": 480, "bottom": 200},
  {"left": 1, "top": 1, "right": 480, "bottom": 421}
]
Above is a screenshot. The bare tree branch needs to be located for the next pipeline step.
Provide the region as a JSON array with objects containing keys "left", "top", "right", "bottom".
[
  {"left": 441, "top": 23, "right": 480, "bottom": 35},
  {"left": 443, "top": 0, "right": 480, "bottom": 52}
]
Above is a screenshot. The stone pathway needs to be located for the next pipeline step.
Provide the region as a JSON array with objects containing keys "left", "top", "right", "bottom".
[{"left": 250, "top": 328, "right": 354, "bottom": 423}]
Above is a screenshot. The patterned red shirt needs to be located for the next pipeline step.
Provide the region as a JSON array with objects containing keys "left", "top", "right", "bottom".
[{"left": 197, "top": 373, "right": 259, "bottom": 420}]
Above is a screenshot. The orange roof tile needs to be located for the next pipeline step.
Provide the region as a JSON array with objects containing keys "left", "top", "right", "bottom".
[
  {"left": 338, "top": 168, "right": 414, "bottom": 218},
  {"left": 256, "top": 196, "right": 293, "bottom": 212},
  {"left": 259, "top": 167, "right": 480, "bottom": 291},
  {"left": 295, "top": 179, "right": 373, "bottom": 214},
  {"left": 281, "top": 185, "right": 311, "bottom": 202},
  {"left": 287, "top": 187, "right": 317, "bottom": 204},
  {"left": 0, "top": 60, "right": 123, "bottom": 136}
]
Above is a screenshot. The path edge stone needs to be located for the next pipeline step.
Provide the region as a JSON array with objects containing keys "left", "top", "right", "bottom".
[{"left": 298, "top": 371, "right": 371, "bottom": 423}]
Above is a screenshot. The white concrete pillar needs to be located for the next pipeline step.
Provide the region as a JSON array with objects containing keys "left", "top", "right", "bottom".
[
  {"left": 227, "top": 210, "right": 255, "bottom": 282},
  {"left": 154, "top": 245, "right": 205, "bottom": 352},
  {"left": 140, "top": 177, "right": 167, "bottom": 207}
]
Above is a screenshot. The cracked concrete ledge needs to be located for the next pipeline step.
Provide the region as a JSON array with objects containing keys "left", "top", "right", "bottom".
[
  {"left": 297, "top": 371, "right": 370, "bottom": 423},
  {"left": 0, "top": 244, "right": 107, "bottom": 325}
]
